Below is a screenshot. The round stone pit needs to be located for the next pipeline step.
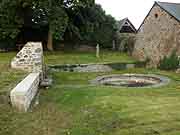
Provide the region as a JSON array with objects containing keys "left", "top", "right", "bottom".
[{"left": 91, "top": 74, "right": 170, "bottom": 88}]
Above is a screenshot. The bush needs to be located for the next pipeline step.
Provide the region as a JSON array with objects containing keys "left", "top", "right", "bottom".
[
  {"left": 159, "top": 52, "right": 179, "bottom": 70},
  {"left": 0, "top": 40, "right": 16, "bottom": 51}
]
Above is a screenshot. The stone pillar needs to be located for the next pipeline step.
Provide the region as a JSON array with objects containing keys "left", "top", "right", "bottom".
[
  {"left": 112, "top": 40, "right": 116, "bottom": 50},
  {"left": 96, "top": 44, "right": 100, "bottom": 58}
]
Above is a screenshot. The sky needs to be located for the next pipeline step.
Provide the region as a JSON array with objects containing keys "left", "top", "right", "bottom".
[{"left": 95, "top": 0, "right": 180, "bottom": 29}]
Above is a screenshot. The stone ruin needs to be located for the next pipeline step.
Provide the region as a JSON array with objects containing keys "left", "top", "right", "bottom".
[
  {"left": 10, "top": 42, "right": 44, "bottom": 112},
  {"left": 11, "top": 42, "right": 43, "bottom": 73}
]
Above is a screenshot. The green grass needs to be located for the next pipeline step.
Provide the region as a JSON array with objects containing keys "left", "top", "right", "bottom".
[
  {"left": 44, "top": 50, "right": 136, "bottom": 65},
  {"left": 1, "top": 52, "right": 180, "bottom": 135},
  {"left": 52, "top": 68, "right": 180, "bottom": 85},
  {"left": 1, "top": 68, "right": 180, "bottom": 135},
  {"left": 0, "top": 52, "right": 17, "bottom": 64},
  {"left": 41, "top": 69, "right": 180, "bottom": 135},
  {"left": 0, "top": 52, "right": 26, "bottom": 93}
]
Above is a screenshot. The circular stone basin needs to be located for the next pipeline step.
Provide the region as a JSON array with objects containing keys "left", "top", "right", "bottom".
[{"left": 91, "top": 74, "right": 170, "bottom": 88}]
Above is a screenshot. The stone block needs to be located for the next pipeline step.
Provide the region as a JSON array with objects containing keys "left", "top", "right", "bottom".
[
  {"left": 126, "top": 64, "right": 135, "bottom": 69},
  {"left": 10, "top": 73, "right": 40, "bottom": 112}
]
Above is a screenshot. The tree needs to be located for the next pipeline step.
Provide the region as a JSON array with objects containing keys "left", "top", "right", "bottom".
[
  {"left": 63, "top": 0, "right": 95, "bottom": 43},
  {"left": 22, "top": 0, "right": 69, "bottom": 51},
  {"left": 0, "top": 0, "right": 23, "bottom": 40},
  {"left": 63, "top": 4, "right": 117, "bottom": 48},
  {"left": 0, "top": 0, "right": 116, "bottom": 50},
  {"left": 39, "top": 0, "right": 68, "bottom": 50},
  {"left": 0, "top": 0, "right": 93, "bottom": 50}
]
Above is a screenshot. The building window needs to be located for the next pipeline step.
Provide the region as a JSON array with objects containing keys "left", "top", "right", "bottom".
[{"left": 155, "top": 13, "right": 158, "bottom": 18}]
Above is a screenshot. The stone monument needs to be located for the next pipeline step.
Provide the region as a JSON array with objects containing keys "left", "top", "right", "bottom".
[{"left": 96, "top": 44, "right": 100, "bottom": 58}]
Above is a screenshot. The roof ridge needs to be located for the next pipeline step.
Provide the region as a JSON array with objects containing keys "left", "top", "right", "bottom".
[
  {"left": 119, "top": 17, "right": 128, "bottom": 22},
  {"left": 156, "top": 1, "right": 180, "bottom": 5},
  {"left": 137, "top": 1, "right": 180, "bottom": 31}
]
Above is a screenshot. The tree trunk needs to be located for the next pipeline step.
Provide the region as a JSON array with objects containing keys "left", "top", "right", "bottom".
[{"left": 47, "top": 30, "right": 53, "bottom": 51}]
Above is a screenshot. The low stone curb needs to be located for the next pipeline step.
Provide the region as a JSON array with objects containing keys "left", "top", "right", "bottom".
[
  {"left": 90, "top": 74, "right": 170, "bottom": 88},
  {"left": 49, "top": 61, "right": 146, "bottom": 72}
]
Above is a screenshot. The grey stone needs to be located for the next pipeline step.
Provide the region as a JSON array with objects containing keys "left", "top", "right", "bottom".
[
  {"left": 24, "top": 55, "right": 28, "bottom": 58},
  {"left": 126, "top": 64, "right": 135, "bottom": 69},
  {"left": 40, "top": 78, "right": 53, "bottom": 87},
  {"left": 74, "top": 64, "right": 112, "bottom": 72},
  {"left": 19, "top": 59, "right": 25, "bottom": 62},
  {"left": 35, "top": 48, "right": 42, "bottom": 53}
]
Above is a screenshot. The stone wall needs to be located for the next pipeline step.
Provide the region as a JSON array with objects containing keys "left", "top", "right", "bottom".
[
  {"left": 133, "top": 4, "right": 180, "bottom": 67},
  {"left": 10, "top": 42, "right": 44, "bottom": 112},
  {"left": 10, "top": 73, "right": 40, "bottom": 112},
  {"left": 11, "top": 42, "right": 43, "bottom": 73}
]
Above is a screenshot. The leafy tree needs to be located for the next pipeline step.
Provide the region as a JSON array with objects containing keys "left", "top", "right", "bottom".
[
  {"left": 0, "top": 0, "right": 23, "bottom": 40},
  {"left": 0, "top": 0, "right": 93, "bottom": 50},
  {"left": 93, "top": 13, "right": 117, "bottom": 47},
  {"left": 63, "top": 4, "right": 117, "bottom": 48},
  {"left": 0, "top": 0, "right": 116, "bottom": 50}
]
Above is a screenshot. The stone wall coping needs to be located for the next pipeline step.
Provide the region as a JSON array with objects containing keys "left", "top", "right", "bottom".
[
  {"left": 11, "top": 73, "right": 40, "bottom": 95},
  {"left": 48, "top": 61, "right": 144, "bottom": 67}
]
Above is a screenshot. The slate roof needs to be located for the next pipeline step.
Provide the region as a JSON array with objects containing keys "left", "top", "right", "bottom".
[{"left": 157, "top": 1, "right": 180, "bottom": 21}]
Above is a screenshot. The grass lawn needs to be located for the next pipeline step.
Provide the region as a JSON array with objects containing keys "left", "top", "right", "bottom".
[
  {"left": 1, "top": 67, "right": 180, "bottom": 135},
  {"left": 0, "top": 52, "right": 17, "bottom": 64},
  {"left": 0, "top": 52, "right": 26, "bottom": 94},
  {"left": 44, "top": 50, "right": 137, "bottom": 65}
]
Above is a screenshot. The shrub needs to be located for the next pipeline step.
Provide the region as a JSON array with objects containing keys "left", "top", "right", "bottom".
[
  {"left": 0, "top": 40, "right": 16, "bottom": 51},
  {"left": 159, "top": 51, "right": 179, "bottom": 70}
]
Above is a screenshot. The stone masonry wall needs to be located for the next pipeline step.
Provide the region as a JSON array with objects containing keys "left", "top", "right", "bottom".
[
  {"left": 11, "top": 42, "right": 43, "bottom": 73},
  {"left": 10, "top": 42, "right": 44, "bottom": 112},
  {"left": 10, "top": 73, "right": 40, "bottom": 112},
  {"left": 133, "top": 4, "right": 180, "bottom": 67}
]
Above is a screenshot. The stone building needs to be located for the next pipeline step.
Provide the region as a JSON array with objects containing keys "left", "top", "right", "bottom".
[
  {"left": 117, "top": 18, "right": 137, "bottom": 33},
  {"left": 116, "top": 18, "right": 136, "bottom": 52},
  {"left": 133, "top": 2, "right": 180, "bottom": 67}
]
